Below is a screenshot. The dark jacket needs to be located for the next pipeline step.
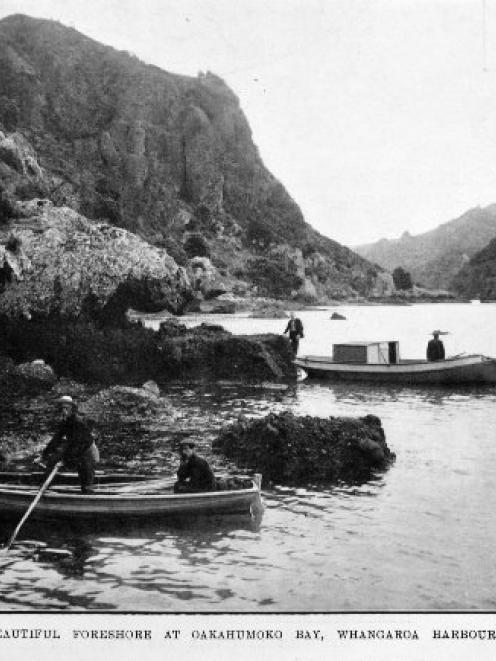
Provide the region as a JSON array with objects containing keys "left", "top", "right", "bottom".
[
  {"left": 284, "top": 318, "right": 304, "bottom": 338},
  {"left": 43, "top": 413, "right": 95, "bottom": 467},
  {"left": 176, "top": 454, "right": 216, "bottom": 492},
  {"left": 426, "top": 338, "right": 445, "bottom": 362}
]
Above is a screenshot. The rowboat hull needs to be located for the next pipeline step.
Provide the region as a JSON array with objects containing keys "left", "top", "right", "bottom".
[
  {"left": 294, "top": 354, "right": 496, "bottom": 385},
  {"left": 0, "top": 473, "right": 262, "bottom": 521}
]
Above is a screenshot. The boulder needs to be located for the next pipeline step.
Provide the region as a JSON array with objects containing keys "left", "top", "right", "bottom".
[
  {"left": 141, "top": 380, "right": 160, "bottom": 397},
  {"left": 197, "top": 300, "right": 236, "bottom": 314},
  {"left": 80, "top": 384, "right": 175, "bottom": 465},
  {"left": 80, "top": 384, "right": 169, "bottom": 424},
  {"left": 213, "top": 411, "right": 395, "bottom": 486},
  {"left": 155, "top": 322, "right": 295, "bottom": 382},
  {"left": 0, "top": 202, "right": 192, "bottom": 322},
  {"left": 187, "top": 256, "right": 229, "bottom": 300},
  {"left": 330, "top": 312, "right": 347, "bottom": 320},
  {"left": 250, "top": 300, "right": 289, "bottom": 319},
  {"left": 12, "top": 359, "right": 56, "bottom": 390}
]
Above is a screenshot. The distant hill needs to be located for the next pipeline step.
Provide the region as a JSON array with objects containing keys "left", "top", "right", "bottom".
[
  {"left": 354, "top": 205, "right": 496, "bottom": 290},
  {"left": 452, "top": 237, "right": 496, "bottom": 299},
  {"left": 0, "top": 14, "right": 392, "bottom": 301}
]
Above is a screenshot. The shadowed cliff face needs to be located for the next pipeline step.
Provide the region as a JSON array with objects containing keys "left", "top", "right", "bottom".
[
  {"left": 0, "top": 13, "right": 391, "bottom": 301},
  {"left": 451, "top": 237, "right": 496, "bottom": 299}
]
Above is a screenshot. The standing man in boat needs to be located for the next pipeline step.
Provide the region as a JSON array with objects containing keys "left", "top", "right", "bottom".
[
  {"left": 426, "top": 331, "right": 445, "bottom": 362},
  {"left": 284, "top": 312, "right": 304, "bottom": 355},
  {"left": 41, "top": 395, "right": 99, "bottom": 493},
  {"left": 174, "top": 439, "right": 216, "bottom": 493}
]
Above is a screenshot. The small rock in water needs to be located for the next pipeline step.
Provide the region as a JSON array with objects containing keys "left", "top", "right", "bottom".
[
  {"left": 142, "top": 380, "right": 160, "bottom": 397},
  {"left": 330, "top": 312, "right": 347, "bottom": 320}
]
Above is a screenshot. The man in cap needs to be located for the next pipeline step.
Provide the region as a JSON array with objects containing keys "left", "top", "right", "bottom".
[
  {"left": 174, "top": 439, "right": 216, "bottom": 493},
  {"left": 41, "top": 395, "right": 99, "bottom": 493},
  {"left": 426, "top": 331, "right": 445, "bottom": 362}
]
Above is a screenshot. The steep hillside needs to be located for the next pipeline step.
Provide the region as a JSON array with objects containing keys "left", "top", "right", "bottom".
[
  {"left": 0, "top": 13, "right": 392, "bottom": 301},
  {"left": 355, "top": 205, "right": 496, "bottom": 290},
  {"left": 452, "top": 238, "right": 496, "bottom": 299}
]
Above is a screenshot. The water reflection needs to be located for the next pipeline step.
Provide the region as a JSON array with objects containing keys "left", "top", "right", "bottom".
[
  {"left": 297, "top": 380, "right": 496, "bottom": 408},
  {"left": 0, "top": 512, "right": 264, "bottom": 610},
  {"left": 4, "top": 304, "right": 496, "bottom": 609}
]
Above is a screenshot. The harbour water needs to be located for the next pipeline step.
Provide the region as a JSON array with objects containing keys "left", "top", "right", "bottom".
[{"left": 1, "top": 303, "right": 496, "bottom": 611}]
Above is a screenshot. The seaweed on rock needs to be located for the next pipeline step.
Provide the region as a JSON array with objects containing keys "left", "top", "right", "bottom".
[{"left": 213, "top": 411, "right": 395, "bottom": 486}]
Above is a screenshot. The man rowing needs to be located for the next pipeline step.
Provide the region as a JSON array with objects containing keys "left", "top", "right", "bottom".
[{"left": 41, "top": 395, "right": 99, "bottom": 493}]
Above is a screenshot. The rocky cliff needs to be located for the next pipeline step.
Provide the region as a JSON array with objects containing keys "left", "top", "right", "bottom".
[
  {"left": 355, "top": 205, "right": 496, "bottom": 291},
  {"left": 0, "top": 13, "right": 391, "bottom": 301}
]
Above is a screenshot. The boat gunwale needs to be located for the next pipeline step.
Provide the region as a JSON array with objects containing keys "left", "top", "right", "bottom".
[
  {"left": 295, "top": 353, "right": 489, "bottom": 366},
  {"left": 0, "top": 484, "right": 260, "bottom": 501}
]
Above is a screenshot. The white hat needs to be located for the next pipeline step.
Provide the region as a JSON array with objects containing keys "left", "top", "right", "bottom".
[{"left": 58, "top": 395, "right": 74, "bottom": 405}]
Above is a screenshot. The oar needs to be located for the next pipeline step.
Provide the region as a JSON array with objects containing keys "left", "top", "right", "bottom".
[{"left": 4, "top": 461, "right": 63, "bottom": 552}]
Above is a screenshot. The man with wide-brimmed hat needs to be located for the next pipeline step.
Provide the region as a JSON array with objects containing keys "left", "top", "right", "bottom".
[
  {"left": 174, "top": 439, "right": 215, "bottom": 493},
  {"left": 426, "top": 330, "right": 446, "bottom": 362},
  {"left": 41, "top": 395, "right": 99, "bottom": 493}
]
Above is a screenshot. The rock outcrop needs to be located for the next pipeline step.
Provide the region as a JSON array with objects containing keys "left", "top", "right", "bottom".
[
  {"left": 0, "top": 201, "right": 191, "bottom": 321},
  {"left": 0, "top": 356, "right": 56, "bottom": 395},
  {"left": 250, "top": 301, "right": 289, "bottom": 319},
  {"left": 0, "top": 317, "right": 296, "bottom": 384},
  {"left": 79, "top": 384, "right": 175, "bottom": 466},
  {"left": 213, "top": 411, "right": 395, "bottom": 486},
  {"left": 0, "top": 13, "right": 391, "bottom": 301}
]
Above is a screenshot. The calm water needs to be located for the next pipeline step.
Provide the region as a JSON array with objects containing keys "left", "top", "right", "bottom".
[{"left": 1, "top": 303, "right": 496, "bottom": 611}]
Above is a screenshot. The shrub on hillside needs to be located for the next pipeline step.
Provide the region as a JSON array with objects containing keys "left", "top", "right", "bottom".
[
  {"left": 246, "top": 255, "right": 302, "bottom": 298},
  {"left": 184, "top": 233, "right": 210, "bottom": 258},
  {"left": 392, "top": 266, "right": 413, "bottom": 290}
]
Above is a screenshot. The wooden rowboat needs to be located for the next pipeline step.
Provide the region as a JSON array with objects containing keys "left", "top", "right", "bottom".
[
  {"left": 294, "top": 354, "right": 496, "bottom": 385},
  {"left": 0, "top": 472, "right": 263, "bottom": 521}
]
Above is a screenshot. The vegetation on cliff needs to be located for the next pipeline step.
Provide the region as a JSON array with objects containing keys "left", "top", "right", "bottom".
[{"left": 0, "top": 13, "right": 391, "bottom": 301}]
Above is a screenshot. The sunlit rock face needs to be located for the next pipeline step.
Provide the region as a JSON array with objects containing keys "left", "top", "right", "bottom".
[{"left": 0, "top": 201, "right": 191, "bottom": 320}]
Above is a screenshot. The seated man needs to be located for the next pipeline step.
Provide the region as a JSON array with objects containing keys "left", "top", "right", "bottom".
[
  {"left": 174, "top": 440, "right": 216, "bottom": 493},
  {"left": 426, "top": 331, "right": 445, "bottom": 362},
  {"left": 42, "top": 395, "right": 99, "bottom": 493}
]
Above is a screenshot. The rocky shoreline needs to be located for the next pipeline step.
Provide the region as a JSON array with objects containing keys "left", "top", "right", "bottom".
[{"left": 0, "top": 364, "right": 395, "bottom": 487}]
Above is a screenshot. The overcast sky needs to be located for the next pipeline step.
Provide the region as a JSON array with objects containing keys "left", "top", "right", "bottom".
[{"left": 1, "top": 0, "right": 496, "bottom": 245}]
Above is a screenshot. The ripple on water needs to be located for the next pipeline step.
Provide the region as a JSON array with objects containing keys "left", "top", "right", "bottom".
[{"left": 2, "top": 305, "right": 496, "bottom": 610}]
